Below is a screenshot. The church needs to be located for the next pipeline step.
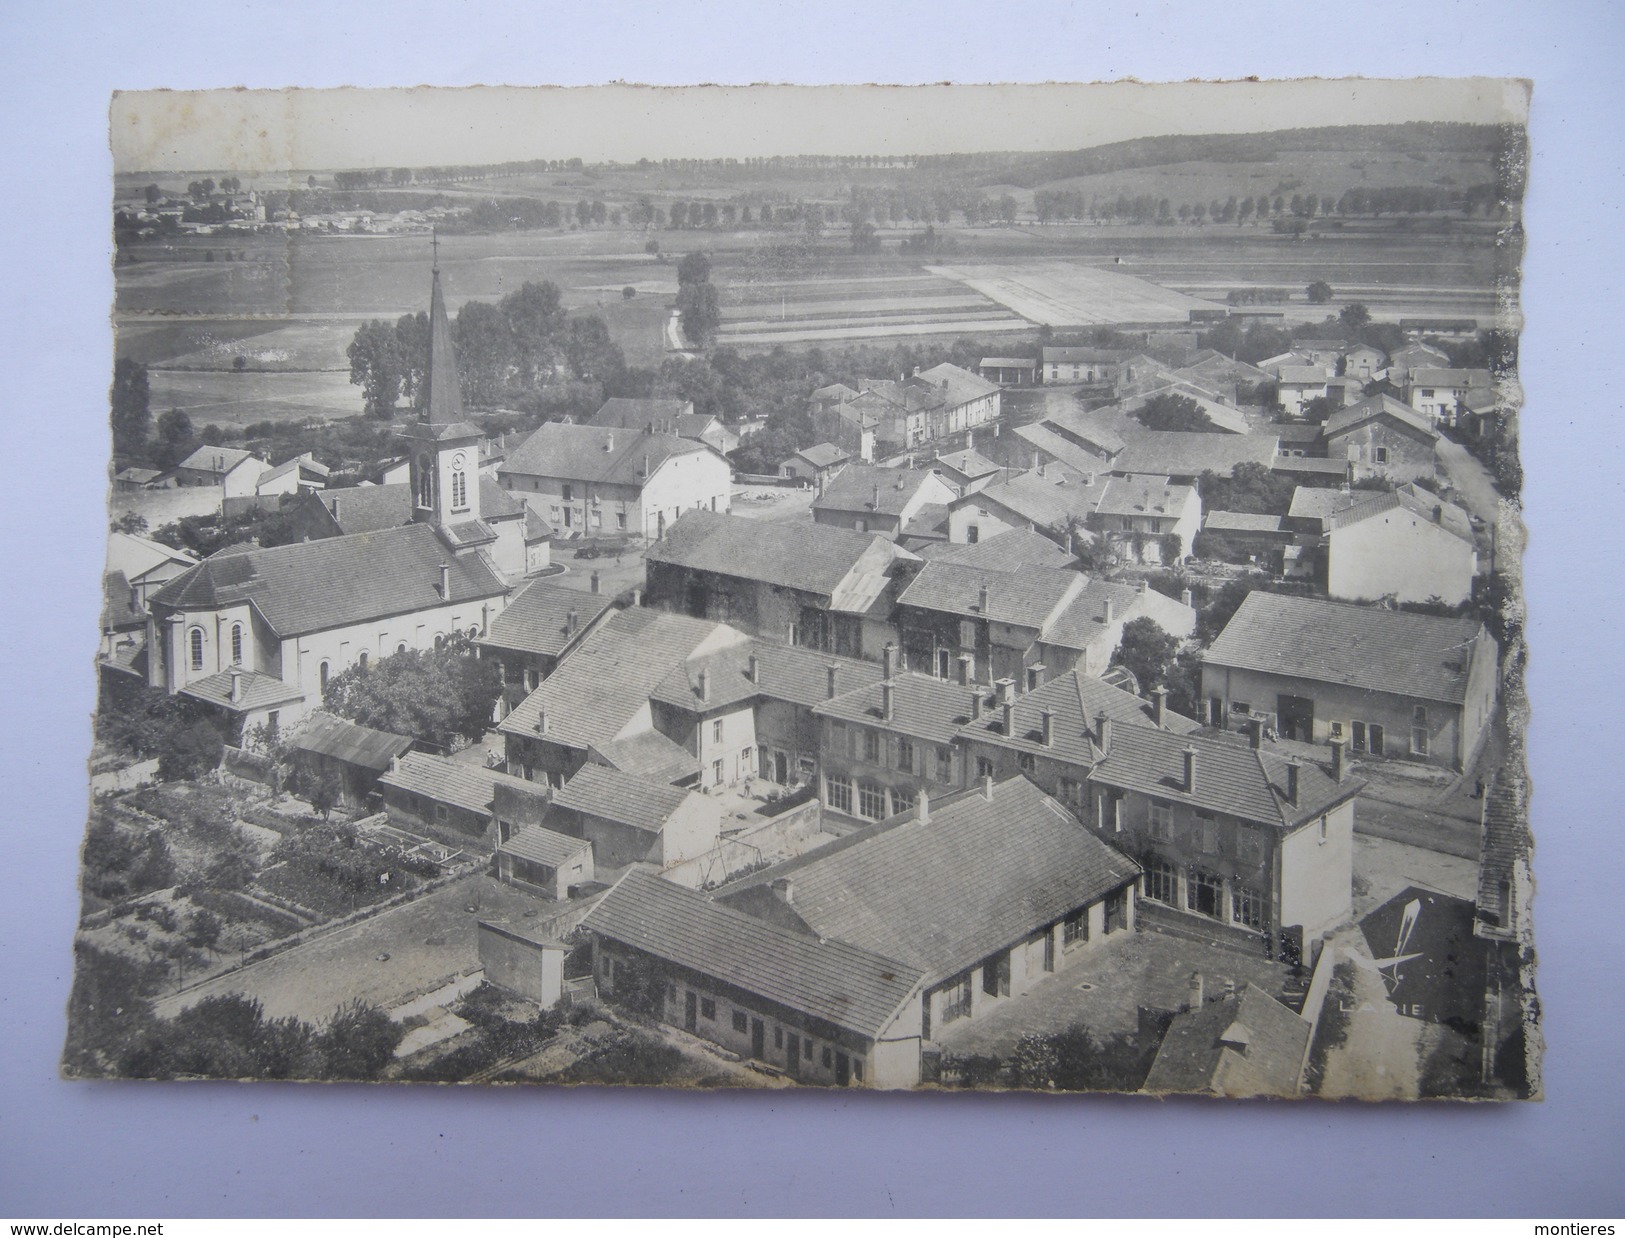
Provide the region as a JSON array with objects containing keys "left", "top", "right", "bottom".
[{"left": 140, "top": 265, "right": 518, "bottom": 739}]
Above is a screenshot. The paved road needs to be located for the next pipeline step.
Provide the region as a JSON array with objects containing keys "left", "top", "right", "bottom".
[{"left": 1434, "top": 435, "right": 1503, "bottom": 527}]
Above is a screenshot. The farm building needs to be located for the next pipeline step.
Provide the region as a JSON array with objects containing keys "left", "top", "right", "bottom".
[{"left": 288, "top": 712, "right": 413, "bottom": 809}]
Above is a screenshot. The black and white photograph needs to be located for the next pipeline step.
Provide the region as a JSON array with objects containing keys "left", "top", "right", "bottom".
[{"left": 70, "top": 78, "right": 1536, "bottom": 1100}]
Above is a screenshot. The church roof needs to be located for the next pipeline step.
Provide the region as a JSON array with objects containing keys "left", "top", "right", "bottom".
[
  {"left": 424, "top": 266, "right": 466, "bottom": 427},
  {"left": 150, "top": 524, "right": 508, "bottom": 638}
]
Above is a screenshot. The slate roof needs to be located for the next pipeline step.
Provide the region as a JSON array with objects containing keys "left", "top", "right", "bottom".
[
  {"left": 1092, "top": 476, "right": 1196, "bottom": 519},
  {"left": 915, "top": 529, "right": 1076, "bottom": 572},
  {"left": 421, "top": 266, "right": 468, "bottom": 426},
  {"left": 290, "top": 712, "right": 412, "bottom": 771},
  {"left": 1203, "top": 592, "right": 1491, "bottom": 705},
  {"left": 377, "top": 751, "right": 538, "bottom": 817},
  {"left": 957, "top": 669, "right": 1199, "bottom": 765},
  {"left": 318, "top": 484, "right": 412, "bottom": 534},
  {"left": 178, "top": 668, "right": 305, "bottom": 712},
  {"left": 1142, "top": 984, "right": 1310, "bottom": 1097},
  {"left": 814, "top": 464, "right": 941, "bottom": 518},
  {"left": 554, "top": 763, "right": 698, "bottom": 833},
  {"left": 499, "top": 824, "right": 590, "bottom": 869},
  {"left": 816, "top": 671, "right": 978, "bottom": 746},
  {"left": 584, "top": 870, "right": 924, "bottom": 1040},
  {"left": 647, "top": 509, "right": 905, "bottom": 601},
  {"left": 498, "top": 608, "right": 740, "bottom": 750},
  {"left": 1088, "top": 723, "right": 1360, "bottom": 830},
  {"left": 593, "top": 731, "right": 702, "bottom": 784},
  {"left": 480, "top": 579, "right": 614, "bottom": 658},
  {"left": 178, "top": 445, "right": 257, "bottom": 475},
  {"left": 500, "top": 422, "right": 713, "bottom": 487},
  {"left": 151, "top": 524, "right": 508, "bottom": 638},
  {"left": 1205, "top": 511, "right": 1287, "bottom": 533},
  {"left": 1322, "top": 395, "right": 1438, "bottom": 441},
  {"left": 1110, "top": 432, "right": 1278, "bottom": 478},
  {"left": 1326, "top": 485, "right": 1474, "bottom": 544},
  {"left": 897, "top": 561, "right": 1085, "bottom": 631},
  {"left": 720, "top": 777, "right": 1141, "bottom": 984}
]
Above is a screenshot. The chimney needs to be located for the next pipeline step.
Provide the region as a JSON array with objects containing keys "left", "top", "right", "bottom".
[
  {"left": 331, "top": 496, "right": 340, "bottom": 522},
  {"left": 438, "top": 563, "right": 450, "bottom": 599},
  {"left": 631, "top": 587, "right": 643, "bottom": 608},
  {"left": 1026, "top": 663, "right": 1044, "bottom": 692},
  {"left": 389, "top": 754, "right": 400, "bottom": 773},
  {"left": 826, "top": 664, "right": 840, "bottom": 699},
  {"left": 1096, "top": 713, "right": 1113, "bottom": 754},
  {"left": 1286, "top": 759, "right": 1301, "bottom": 806},
  {"left": 1187, "top": 971, "right": 1205, "bottom": 1012},
  {"left": 1180, "top": 588, "right": 1193, "bottom": 608},
  {"left": 966, "top": 429, "right": 973, "bottom": 449},
  {"left": 771, "top": 877, "right": 794, "bottom": 905},
  {"left": 1248, "top": 717, "right": 1264, "bottom": 750},
  {"left": 997, "top": 677, "right": 1016, "bottom": 706},
  {"left": 982, "top": 773, "right": 994, "bottom": 801},
  {"left": 978, "top": 582, "right": 990, "bottom": 613},
  {"left": 1433, "top": 504, "right": 1444, "bottom": 523},
  {"left": 957, "top": 654, "right": 972, "bottom": 687},
  {"left": 1183, "top": 745, "right": 1198, "bottom": 793},
  {"left": 228, "top": 665, "right": 243, "bottom": 704},
  {"left": 1139, "top": 579, "right": 1149, "bottom": 597},
  {"left": 1041, "top": 709, "right": 1054, "bottom": 747},
  {"left": 697, "top": 668, "right": 710, "bottom": 702},
  {"left": 872, "top": 483, "right": 881, "bottom": 510},
  {"left": 895, "top": 473, "right": 905, "bottom": 491},
  {"left": 566, "top": 609, "right": 579, "bottom": 635},
  {"left": 881, "top": 681, "right": 895, "bottom": 721},
  {"left": 1153, "top": 687, "right": 1168, "bottom": 729},
  {"left": 1331, "top": 737, "right": 1347, "bottom": 783},
  {"left": 1104, "top": 598, "right": 1115, "bottom": 624},
  {"left": 970, "top": 691, "right": 983, "bottom": 721},
  {"left": 604, "top": 432, "right": 615, "bottom": 452},
  {"left": 535, "top": 708, "right": 547, "bottom": 736},
  {"left": 882, "top": 642, "right": 897, "bottom": 680},
  {"left": 1002, "top": 699, "right": 1015, "bottom": 737},
  {"left": 917, "top": 787, "right": 930, "bottom": 824},
  {"left": 747, "top": 652, "right": 760, "bottom": 684},
  {"left": 589, "top": 570, "right": 600, "bottom": 594}
]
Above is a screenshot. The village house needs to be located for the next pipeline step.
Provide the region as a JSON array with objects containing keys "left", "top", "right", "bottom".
[
  {"left": 1086, "top": 720, "right": 1363, "bottom": 948},
  {"left": 717, "top": 776, "right": 1142, "bottom": 1056},
  {"left": 106, "top": 532, "right": 198, "bottom": 610},
  {"left": 811, "top": 463, "right": 959, "bottom": 541},
  {"left": 845, "top": 383, "right": 935, "bottom": 453},
  {"left": 287, "top": 712, "right": 412, "bottom": 810},
  {"left": 1142, "top": 981, "right": 1311, "bottom": 1098},
  {"left": 1385, "top": 341, "right": 1452, "bottom": 386},
  {"left": 645, "top": 509, "right": 918, "bottom": 661},
  {"left": 587, "top": 397, "right": 740, "bottom": 457},
  {"left": 1024, "top": 406, "right": 1127, "bottom": 464},
  {"left": 174, "top": 445, "right": 270, "bottom": 499},
  {"left": 1199, "top": 511, "right": 1295, "bottom": 568},
  {"left": 910, "top": 362, "right": 1001, "bottom": 438},
  {"left": 1341, "top": 344, "right": 1387, "bottom": 382},
  {"left": 1324, "top": 485, "right": 1477, "bottom": 605},
  {"left": 778, "top": 443, "right": 850, "bottom": 489},
  {"left": 1012, "top": 421, "right": 1118, "bottom": 478},
  {"left": 1276, "top": 365, "right": 1332, "bottom": 420},
  {"left": 1083, "top": 476, "right": 1202, "bottom": 565},
  {"left": 1041, "top": 345, "right": 1130, "bottom": 386},
  {"left": 252, "top": 453, "right": 330, "bottom": 501},
  {"left": 377, "top": 750, "right": 542, "bottom": 841},
  {"left": 1107, "top": 432, "right": 1280, "bottom": 485},
  {"left": 1321, "top": 395, "right": 1441, "bottom": 484},
  {"left": 584, "top": 868, "right": 928, "bottom": 1088},
  {"left": 1288, "top": 339, "right": 1347, "bottom": 371},
  {"left": 479, "top": 578, "right": 617, "bottom": 716},
  {"left": 546, "top": 762, "right": 723, "bottom": 882},
  {"left": 1201, "top": 592, "right": 1499, "bottom": 769},
  {"left": 1404, "top": 367, "right": 1493, "bottom": 427},
  {"left": 977, "top": 355, "right": 1037, "bottom": 386},
  {"left": 497, "top": 421, "right": 732, "bottom": 541},
  {"left": 930, "top": 442, "right": 1004, "bottom": 495},
  {"left": 946, "top": 467, "right": 1107, "bottom": 547},
  {"left": 492, "top": 817, "right": 595, "bottom": 902}
]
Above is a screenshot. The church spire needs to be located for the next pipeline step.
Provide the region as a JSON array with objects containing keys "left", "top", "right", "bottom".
[{"left": 423, "top": 252, "right": 466, "bottom": 427}]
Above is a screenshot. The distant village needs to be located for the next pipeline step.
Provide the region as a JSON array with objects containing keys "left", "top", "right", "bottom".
[{"left": 84, "top": 259, "right": 1531, "bottom": 1097}]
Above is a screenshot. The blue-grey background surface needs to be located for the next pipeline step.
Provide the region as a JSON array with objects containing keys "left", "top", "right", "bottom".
[{"left": 0, "top": 0, "right": 1618, "bottom": 1217}]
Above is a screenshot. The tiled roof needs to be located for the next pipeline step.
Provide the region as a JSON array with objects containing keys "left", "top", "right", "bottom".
[
  {"left": 957, "top": 669, "right": 1198, "bottom": 765},
  {"left": 1409, "top": 368, "right": 1493, "bottom": 389},
  {"left": 897, "top": 561, "right": 1085, "bottom": 631},
  {"left": 791, "top": 443, "right": 850, "bottom": 469},
  {"left": 912, "top": 361, "right": 1000, "bottom": 407},
  {"left": 980, "top": 356, "right": 1036, "bottom": 369},
  {"left": 1039, "top": 407, "right": 1127, "bottom": 455},
  {"left": 499, "top": 824, "right": 590, "bottom": 869},
  {"left": 814, "top": 464, "right": 941, "bottom": 518},
  {"left": 1205, "top": 511, "right": 1287, "bottom": 533},
  {"left": 554, "top": 763, "right": 698, "bottom": 833},
  {"left": 901, "top": 503, "right": 950, "bottom": 540},
  {"left": 151, "top": 525, "right": 508, "bottom": 638},
  {"left": 318, "top": 484, "right": 412, "bottom": 534},
  {"left": 1089, "top": 723, "right": 1360, "bottom": 829},
  {"left": 932, "top": 447, "right": 1002, "bottom": 479},
  {"left": 588, "top": 397, "right": 695, "bottom": 432},
  {"left": 102, "top": 571, "right": 145, "bottom": 632},
  {"left": 721, "top": 777, "right": 1140, "bottom": 984},
  {"left": 1111, "top": 432, "right": 1279, "bottom": 478},
  {"left": 480, "top": 477, "right": 525, "bottom": 519},
  {"left": 1271, "top": 456, "right": 1352, "bottom": 477},
  {"left": 178, "top": 668, "right": 305, "bottom": 712},
  {"left": 1294, "top": 338, "right": 1345, "bottom": 352},
  {"left": 1326, "top": 485, "right": 1473, "bottom": 544},
  {"left": 480, "top": 580, "right": 614, "bottom": 658},
  {"left": 1042, "top": 346, "right": 1131, "bottom": 365},
  {"left": 648, "top": 640, "right": 884, "bottom": 715},
  {"left": 524, "top": 509, "right": 555, "bottom": 542},
  {"left": 915, "top": 529, "right": 1076, "bottom": 572},
  {"left": 1142, "top": 984, "right": 1310, "bottom": 1097},
  {"left": 1125, "top": 384, "right": 1251, "bottom": 435},
  {"left": 1039, "top": 579, "right": 1166, "bottom": 652},
  {"left": 1322, "top": 395, "right": 1438, "bottom": 441},
  {"left": 290, "top": 712, "right": 412, "bottom": 771},
  {"left": 586, "top": 870, "right": 924, "bottom": 1038},
  {"left": 1288, "top": 486, "right": 1358, "bottom": 522},
  {"left": 592, "top": 731, "right": 701, "bottom": 784},
  {"left": 1092, "top": 476, "right": 1196, "bottom": 519},
  {"left": 966, "top": 469, "right": 1107, "bottom": 531},
  {"left": 1013, "top": 422, "right": 1115, "bottom": 476},
  {"left": 647, "top": 509, "right": 904, "bottom": 600},
  {"left": 1276, "top": 366, "right": 1330, "bottom": 386},
  {"left": 811, "top": 382, "right": 859, "bottom": 402},
  {"left": 1204, "top": 591, "right": 1492, "bottom": 705},
  {"left": 1272, "top": 423, "right": 1323, "bottom": 445},
  {"left": 500, "top": 422, "right": 713, "bottom": 488},
  {"left": 498, "top": 608, "right": 742, "bottom": 750},
  {"left": 815, "top": 671, "right": 979, "bottom": 745},
  {"left": 178, "top": 445, "right": 257, "bottom": 475},
  {"left": 378, "top": 751, "right": 537, "bottom": 817}
]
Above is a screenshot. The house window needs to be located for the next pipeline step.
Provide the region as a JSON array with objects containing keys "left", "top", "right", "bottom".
[
  {"left": 1063, "top": 907, "right": 1088, "bottom": 946},
  {"left": 1236, "top": 830, "right": 1264, "bottom": 866},
  {"left": 711, "top": 759, "right": 724, "bottom": 785},
  {"left": 188, "top": 627, "right": 204, "bottom": 671},
  {"left": 450, "top": 469, "right": 468, "bottom": 511},
  {"left": 1145, "top": 860, "right": 1179, "bottom": 905},
  {"left": 712, "top": 720, "right": 724, "bottom": 744},
  {"left": 1018, "top": 752, "right": 1036, "bottom": 775},
  {"left": 1411, "top": 706, "right": 1429, "bottom": 757},
  {"left": 1319, "top": 815, "right": 1330, "bottom": 845},
  {"left": 700, "top": 997, "right": 716, "bottom": 1020},
  {"left": 1372, "top": 446, "right": 1390, "bottom": 465},
  {"left": 935, "top": 747, "right": 953, "bottom": 783},
  {"left": 896, "top": 737, "right": 915, "bottom": 773},
  {"left": 732, "top": 1011, "right": 748, "bottom": 1034},
  {"left": 862, "top": 729, "right": 881, "bottom": 763},
  {"left": 942, "top": 972, "right": 973, "bottom": 1023},
  {"left": 858, "top": 781, "right": 886, "bottom": 820},
  {"left": 1196, "top": 821, "right": 1220, "bottom": 854},
  {"left": 434, "top": 804, "right": 449, "bottom": 822},
  {"left": 1148, "top": 799, "right": 1173, "bottom": 841},
  {"left": 398, "top": 643, "right": 408, "bottom": 654},
  {"left": 562, "top": 484, "right": 573, "bottom": 503},
  {"left": 740, "top": 746, "right": 752, "bottom": 774},
  {"left": 826, "top": 775, "right": 852, "bottom": 813},
  {"left": 1232, "top": 885, "right": 1266, "bottom": 931},
  {"left": 1058, "top": 777, "right": 1084, "bottom": 809},
  {"left": 1186, "top": 867, "right": 1223, "bottom": 919},
  {"left": 230, "top": 624, "right": 244, "bottom": 665},
  {"left": 1099, "top": 793, "right": 1122, "bottom": 833},
  {"left": 319, "top": 661, "right": 331, "bottom": 690},
  {"left": 616, "top": 511, "right": 627, "bottom": 529},
  {"left": 976, "top": 756, "right": 995, "bottom": 781},
  {"left": 892, "top": 787, "right": 916, "bottom": 814}
]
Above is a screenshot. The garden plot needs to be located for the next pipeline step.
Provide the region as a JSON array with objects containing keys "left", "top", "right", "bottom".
[{"left": 927, "top": 260, "right": 1225, "bottom": 325}]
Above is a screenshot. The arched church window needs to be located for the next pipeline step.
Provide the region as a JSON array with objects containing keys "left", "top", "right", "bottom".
[
  {"left": 358, "top": 651, "right": 368, "bottom": 670},
  {"left": 319, "top": 661, "right": 330, "bottom": 690},
  {"left": 189, "top": 627, "right": 204, "bottom": 671},
  {"left": 468, "top": 626, "right": 479, "bottom": 640},
  {"left": 451, "top": 470, "right": 468, "bottom": 511},
  {"left": 434, "top": 634, "right": 445, "bottom": 651},
  {"left": 417, "top": 454, "right": 435, "bottom": 509},
  {"left": 231, "top": 624, "right": 244, "bottom": 665},
  {"left": 397, "top": 642, "right": 408, "bottom": 654}
]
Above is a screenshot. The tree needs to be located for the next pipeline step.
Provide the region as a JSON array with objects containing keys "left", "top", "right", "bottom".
[
  {"left": 677, "top": 280, "right": 722, "bottom": 348},
  {"left": 323, "top": 633, "right": 501, "bottom": 750},
  {"left": 1112, "top": 617, "right": 1179, "bottom": 693},
  {"left": 318, "top": 999, "right": 404, "bottom": 1080},
  {"left": 564, "top": 315, "right": 625, "bottom": 383},
  {"left": 849, "top": 219, "right": 880, "bottom": 253},
  {"left": 157, "top": 719, "right": 225, "bottom": 782},
  {"left": 1339, "top": 303, "right": 1372, "bottom": 334},
  {"left": 303, "top": 769, "right": 342, "bottom": 820},
  {"left": 347, "top": 319, "right": 404, "bottom": 417},
  {"left": 499, "top": 281, "right": 568, "bottom": 389},
  {"left": 1134, "top": 392, "right": 1210, "bottom": 433},
  {"left": 110, "top": 359, "right": 151, "bottom": 458},
  {"left": 1306, "top": 280, "right": 1334, "bottom": 304},
  {"left": 144, "top": 184, "right": 162, "bottom": 205},
  {"left": 676, "top": 250, "right": 712, "bottom": 287},
  {"left": 452, "top": 299, "right": 512, "bottom": 406},
  {"left": 152, "top": 408, "right": 196, "bottom": 470},
  {"left": 1197, "top": 462, "right": 1295, "bottom": 516}
]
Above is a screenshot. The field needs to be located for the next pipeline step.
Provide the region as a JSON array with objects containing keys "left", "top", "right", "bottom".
[
  {"left": 148, "top": 369, "right": 362, "bottom": 429},
  {"left": 928, "top": 260, "right": 1223, "bottom": 326}
]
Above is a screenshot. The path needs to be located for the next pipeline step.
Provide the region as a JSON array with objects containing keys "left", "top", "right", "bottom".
[{"left": 1434, "top": 435, "right": 1503, "bottom": 527}]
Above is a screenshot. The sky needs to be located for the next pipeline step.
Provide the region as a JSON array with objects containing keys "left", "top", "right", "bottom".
[{"left": 111, "top": 78, "right": 1529, "bottom": 174}]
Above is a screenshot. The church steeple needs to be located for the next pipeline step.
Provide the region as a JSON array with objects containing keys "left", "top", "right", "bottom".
[
  {"left": 399, "top": 249, "right": 483, "bottom": 533},
  {"left": 423, "top": 250, "right": 467, "bottom": 427}
]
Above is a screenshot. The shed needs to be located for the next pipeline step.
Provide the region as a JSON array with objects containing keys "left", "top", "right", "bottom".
[
  {"left": 477, "top": 921, "right": 568, "bottom": 1007},
  {"left": 289, "top": 713, "right": 413, "bottom": 807}
]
